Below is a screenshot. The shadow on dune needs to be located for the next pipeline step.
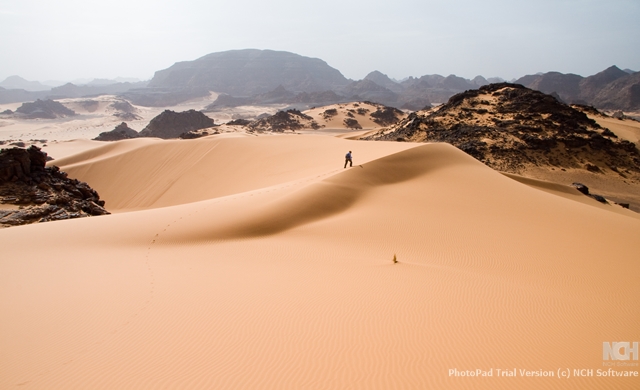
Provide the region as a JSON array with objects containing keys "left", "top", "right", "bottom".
[{"left": 192, "top": 143, "right": 481, "bottom": 240}]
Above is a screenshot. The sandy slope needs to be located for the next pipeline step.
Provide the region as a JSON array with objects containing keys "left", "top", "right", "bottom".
[
  {"left": 1, "top": 137, "right": 639, "bottom": 389},
  {"left": 590, "top": 115, "right": 640, "bottom": 146}
]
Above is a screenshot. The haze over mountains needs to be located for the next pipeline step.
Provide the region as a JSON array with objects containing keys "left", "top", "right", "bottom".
[{"left": 1, "top": 49, "right": 638, "bottom": 111}]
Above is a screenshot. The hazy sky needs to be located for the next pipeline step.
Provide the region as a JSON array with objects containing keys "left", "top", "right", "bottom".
[{"left": 1, "top": 0, "right": 639, "bottom": 83}]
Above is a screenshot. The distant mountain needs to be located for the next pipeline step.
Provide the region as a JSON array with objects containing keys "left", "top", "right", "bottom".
[
  {"left": 472, "top": 76, "right": 489, "bottom": 87},
  {"left": 0, "top": 76, "right": 50, "bottom": 92},
  {"left": 0, "top": 87, "right": 50, "bottom": 104},
  {"left": 148, "top": 49, "right": 350, "bottom": 96},
  {"left": 578, "top": 66, "right": 628, "bottom": 101},
  {"left": 86, "top": 77, "right": 142, "bottom": 86},
  {"left": 516, "top": 66, "right": 640, "bottom": 110},
  {"left": 48, "top": 81, "right": 148, "bottom": 98},
  {"left": 623, "top": 69, "right": 636, "bottom": 74},
  {"left": 518, "top": 72, "right": 583, "bottom": 103},
  {"left": 487, "top": 77, "right": 505, "bottom": 84},
  {"left": 342, "top": 79, "right": 399, "bottom": 106},
  {"left": 363, "top": 71, "right": 404, "bottom": 93},
  {"left": 592, "top": 71, "right": 640, "bottom": 110}
]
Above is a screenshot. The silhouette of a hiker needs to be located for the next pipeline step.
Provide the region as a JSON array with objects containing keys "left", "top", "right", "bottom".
[{"left": 344, "top": 151, "right": 353, "bottom": 168}]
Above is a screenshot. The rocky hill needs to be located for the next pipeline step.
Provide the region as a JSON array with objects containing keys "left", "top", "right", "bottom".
[
  {"left": 94, "top": 122, "right": 139, "bottom": 141},
  {"left": 139, "top": 109, "right": 215, "bottom": 139},
  {"left": 148, "top": 49, "right": 350, "bottom": 96},
  {"left": 15, "top": 99, "right": 76, "bottom": 119},
  {"left": 365, "top": 83, "right": 640, "bottom": 177},
  {"left": 0, "top": 146, "right": 109, "bottom": 227},
  {"left": 247, "top": 110, "right": 320, "bottom": 133}
]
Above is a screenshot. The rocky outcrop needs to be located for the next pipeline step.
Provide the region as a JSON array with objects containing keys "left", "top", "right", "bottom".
[
  {"left": 365, "top": 83, "right": 640, "bottom": 176},
  {"left": 94, "top": 122, "right": 139, "bottom": 141},
  {"left": 15, "top": 99, "right": 76, "bottom": 119},
  {"left": 369, "top": 105, "right": 405, "bottom": 126},
  {"left": 247, "top": 110, "right": 320, "bottom": 132},
  {"left": 139, "top": 110, "right": 215, "bottom": 139},
  {"left": 0, "top": 146, "right": 109, "bottom": 228}
]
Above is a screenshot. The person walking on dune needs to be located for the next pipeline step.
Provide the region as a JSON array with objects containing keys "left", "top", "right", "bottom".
[{"left": 344, "top": 151, "right": 353, "bottom": 168}]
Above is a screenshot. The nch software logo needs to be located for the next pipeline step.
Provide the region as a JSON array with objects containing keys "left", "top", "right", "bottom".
[{"left": 603, "top": 342, "right": 639, "bottom": 361}]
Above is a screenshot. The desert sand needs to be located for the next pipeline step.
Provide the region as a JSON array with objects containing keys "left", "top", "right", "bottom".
[{"left": 1, "top": 132, "right": 639, "bottom": 389}]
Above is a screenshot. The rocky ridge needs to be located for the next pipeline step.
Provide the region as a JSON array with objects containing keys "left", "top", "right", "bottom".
[
  {"left": 365, "top": 83, "right": 640, "bottom": 177},
  {"left": 0, "top": 146, "right": 109, "bottom": 228}
]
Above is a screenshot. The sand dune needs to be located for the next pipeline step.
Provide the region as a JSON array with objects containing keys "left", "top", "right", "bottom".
[
  {"left": 590, "top": 115, "right": 640, "bottom": 146},
  {"left": 51, "top": 135, "right": 418, "bottom": 211},
  {"left": 1, "top": 136, "right": 639, "bottom": 389}
]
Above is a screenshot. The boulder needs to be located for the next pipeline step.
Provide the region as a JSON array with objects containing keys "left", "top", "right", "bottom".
[{"left": 571, "top": 182, "right": 590, "bottom": 195}]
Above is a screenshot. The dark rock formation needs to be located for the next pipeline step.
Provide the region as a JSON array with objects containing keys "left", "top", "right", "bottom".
[
  {"left": 571, "top": 182, "right": 589, "bottom": 195},
  {"left": 139, "top": 110, "right": 215, "bottom": 139},
  {"left": 0, "top": 146, "right": 109, "bottom": 227},
  {"left": 343, "top": 118, "right": 362, "bottom": 129},
  {"left": 369, "top": 105, "right": 405, "bottom": 126},
  {"left": 365, "top": 83, "right": 640, "bottom": 175},
  {"left": 15, "top": 99, "right": 76, "bottom": 119},
  {"left": 226, "top": 119, "right": 251, "bottom": 126},
  {"left": 179, "top": 130, "right": 214, "bottom": 139},
  {"left": 247, "top": 109, "right": 319, "bottom": 132},
  {"left": 94, "top": 122, "right": 139, "bottom": 141}
]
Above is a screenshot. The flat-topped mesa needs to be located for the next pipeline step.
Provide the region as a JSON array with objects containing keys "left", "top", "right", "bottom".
[
  {"left": 0, "top": 146, "right": 109, "bottom": 227},
  {"left": 139, "top": 109, "right": 215, "bottom": 139},
  {"left": 365, "top": 83, "right": 640, "bottom": 176}
]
